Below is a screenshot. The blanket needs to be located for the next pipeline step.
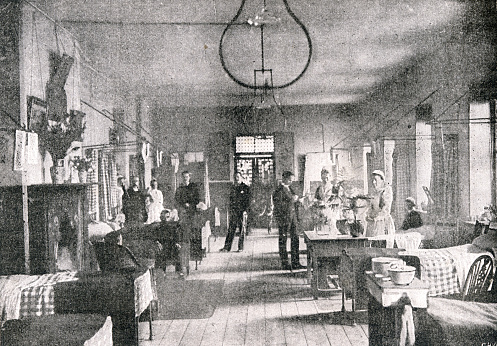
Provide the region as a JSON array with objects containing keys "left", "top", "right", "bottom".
[
  {"left": 0, "top": 275, "right": 38, "bottom": 321},
  {"left": 400, "top": 244, "right": 492, "bottom": 296}
]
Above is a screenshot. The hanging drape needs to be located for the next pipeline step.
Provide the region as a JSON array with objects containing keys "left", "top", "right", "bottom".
[
  {"left": 86, "top": 150, "right": 118, "bottom": 221},
  {"left": 87, "top": 149, "right": 99, "bottom": 220},
  {"left": 430, "top": 125, "right": 459, "bottom": 223},
  {"left": 97, "top": 151, "right": 118, "bottom": 221},
  {"left": 392, "top": 141, "right": 414, "bottom": 226},
  {"left": 204, "top": 159, "right": 210, "bottom": 208}
]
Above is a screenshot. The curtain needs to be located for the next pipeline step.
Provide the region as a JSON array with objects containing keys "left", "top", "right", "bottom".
[
  {"left": 97, "top": 151, "right": 117, "bottom": 221},
  {"left": 431, "top": 125, "right": 459, "bottom": 223},
  {"left": 109, "top": 157, "right": 119, "bottom": 216},
  {"left": 87, "top": 149, "right": 99, "bottom": 220},
  {"left": 392, "top": 141, "right": 414, "bottom": 226}
]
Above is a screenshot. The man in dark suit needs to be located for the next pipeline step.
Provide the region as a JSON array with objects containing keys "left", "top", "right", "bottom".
[
  {"left": 156, "top": 209, "right": 185, "bottom": 278},
  {"left": 174, "top": 170, "right": 201, "bottom": 275},
  {"left": 122, "top": 176, "right": 148, "bottom": 224},
  {"left": 220, "top": 171, "right": 251, "bottom": 252},
  {"left": 272, "top": 171, "right": 305, "bottom": 270}
]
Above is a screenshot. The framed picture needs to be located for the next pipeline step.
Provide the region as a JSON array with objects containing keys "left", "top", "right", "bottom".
[{"left": 27, "top": 96, "right": 47, "bottom": 132}]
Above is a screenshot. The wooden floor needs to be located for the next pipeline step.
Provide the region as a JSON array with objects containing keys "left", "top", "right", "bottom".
[{"left": 138, "top": 228, "right": 369, "bottom": 346}]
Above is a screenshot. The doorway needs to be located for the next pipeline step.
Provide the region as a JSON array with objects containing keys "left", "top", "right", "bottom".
[{"left": 234, "top": 135, "right": 276, "bottom": 229}]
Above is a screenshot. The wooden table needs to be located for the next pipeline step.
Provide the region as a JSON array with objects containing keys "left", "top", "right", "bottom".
[
  {"left": 339, "top": 248, "right": 403, "bottom": 316},
  {"left": 366, "top": 273, "right": 429, "bottom": 345},
  {"left": 303, "top": 231, "right": 369, "bottom": 299}
]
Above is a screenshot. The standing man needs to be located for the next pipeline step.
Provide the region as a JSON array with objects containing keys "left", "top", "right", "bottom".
[
  {"left": 123, "top": 176, "right": 147, "bottom": 224},
  {"left": 220, "top": 171, "right": 251, "bottom": 252},
  {"left": 174, "top": 170, "right": 200, "bottom": 274},
  {"left": 272, "top": 171, "right": 305, "bottom": 270}
]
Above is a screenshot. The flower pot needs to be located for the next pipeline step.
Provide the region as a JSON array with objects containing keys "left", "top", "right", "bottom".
[
  {"left": 78, "top": 171, "right": 88, "bottom": 183},
  {"left": 50, "top": 166, "right": 65, "bottom": 184}
]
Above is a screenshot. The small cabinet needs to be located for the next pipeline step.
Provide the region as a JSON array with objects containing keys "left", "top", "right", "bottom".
[{"left": 0, "top": 183, "right": 92, "bottom": 275}]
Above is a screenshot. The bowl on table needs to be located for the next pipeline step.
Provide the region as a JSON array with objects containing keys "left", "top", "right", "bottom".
[
  {"left": 388, "top": 264, "right": 416, "bottom": 285},
  {"left": 371, "top": 257, "right": 404, "bottom": 277}
]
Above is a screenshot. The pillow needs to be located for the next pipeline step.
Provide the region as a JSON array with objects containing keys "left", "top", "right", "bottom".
[
  {"left": 472, "top": 232, "right": 497, "bottom": 251},
  {"left": 88, "top": 221, "right": 115, "bottom": 241}
]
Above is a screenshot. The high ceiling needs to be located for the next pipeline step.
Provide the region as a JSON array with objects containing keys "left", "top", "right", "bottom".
[{"left": 41, "top": 0, "right": 470, "bottom": 106}]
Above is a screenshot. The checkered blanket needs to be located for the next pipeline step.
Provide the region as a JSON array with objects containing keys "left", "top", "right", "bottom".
[
  {"left": 402, "top": 249, "right": 460, "bottom": 296},
  {"left": 19, "top": 272, "right": 79, "bottom": 318}
]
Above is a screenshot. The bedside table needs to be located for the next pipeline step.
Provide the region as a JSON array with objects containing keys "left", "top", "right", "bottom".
[{"left": 366, "top": 273, "right": 428, "bottom": 345}]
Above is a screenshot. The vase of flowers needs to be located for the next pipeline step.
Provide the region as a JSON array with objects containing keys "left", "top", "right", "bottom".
[
  {"left": 37, "top": 110, "right": 86, "bottom": 183},
  {"left": 71, "top": 156, "right": 94, "bottom": 183}
]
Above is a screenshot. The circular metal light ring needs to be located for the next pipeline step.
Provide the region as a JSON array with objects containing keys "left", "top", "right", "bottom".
[{"left": 219, "top": 0, "right": 312, "bottom": 90}]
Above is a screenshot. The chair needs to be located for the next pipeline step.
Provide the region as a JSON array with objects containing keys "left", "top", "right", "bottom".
[
  {"left": 461, "top": 254, "right": 494, "bottom": 301},
  {"left": 92, "top": 241, "right": 143, "bottom": 273},
  {"left": 92, "top": 241, "right": 155, "bottom": 342},
  {"left": 416, "top": 257, "right": 497, "bottom": 345}
]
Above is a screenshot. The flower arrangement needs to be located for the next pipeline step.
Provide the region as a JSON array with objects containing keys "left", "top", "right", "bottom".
[
  {"left": 71, "top": 156, "right": 94, "bottom": 173},
  {"left": 38, "top": 110, "right": 86, "bottom": 163}
]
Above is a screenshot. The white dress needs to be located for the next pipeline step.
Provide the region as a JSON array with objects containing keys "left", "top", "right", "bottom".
[
  {"left": 313, "top": 182, "right": 340, "bottom": 235},
  {"left": 146, "top": 188, "right": 164, "bottom": 224}
]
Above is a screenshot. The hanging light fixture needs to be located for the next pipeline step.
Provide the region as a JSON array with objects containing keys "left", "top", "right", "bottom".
[
  {"left": 219, "top": 0, "right": 312, "bottom": 94},
  {"left": 219, "top": 0, "right": 312, "bottom": 132}
]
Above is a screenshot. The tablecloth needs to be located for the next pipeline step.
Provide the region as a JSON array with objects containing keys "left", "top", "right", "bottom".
[{"left": 133, "top": 269, "right": 153, "bottom": 317}]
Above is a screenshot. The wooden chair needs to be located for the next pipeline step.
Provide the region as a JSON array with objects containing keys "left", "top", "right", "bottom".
[
  {"left": 461, "top": 254, "right": 494, "bottom": 301},
  {"left": 92, "top": 241, "right": 155, "bottom": 342},
  {"left": 92, "top": 241, "right": 143, "bottom": 273},
  {"left": 416, "top": 256, "right": 497, "bottom": 345}
]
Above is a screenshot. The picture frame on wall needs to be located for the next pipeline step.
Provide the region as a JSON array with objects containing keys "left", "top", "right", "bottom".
[{"left": 27, "top": 96, "right": 47, "bottom": 132}]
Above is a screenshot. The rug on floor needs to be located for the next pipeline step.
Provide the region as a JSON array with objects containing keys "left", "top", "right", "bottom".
[{"left": 155, "top": 276, "right": 225, "bottom": 320}]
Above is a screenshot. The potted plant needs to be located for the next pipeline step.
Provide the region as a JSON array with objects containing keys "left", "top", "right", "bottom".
[
  {"left": 37, "top": 110, "right": 86, "bottom": 183},
  {"left": 70, "top": 156, "right": 94, "bottom": 183}
]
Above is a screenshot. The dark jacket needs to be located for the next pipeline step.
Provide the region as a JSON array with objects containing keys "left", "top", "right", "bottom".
[
  {"left": 401, "top": 210, "right": 423, "bottom": 230},
  {"left": 272, "top": 183, "right": 298, "bottom": 224},
  {"left": 175, "top": 182, "right": 200, "bottom": 214},
  {"left": 230, "top": 182, "right": 251, "bottom": 215},
  {"left": 122, "top": 187, "right": 147, "bottom": 223}
]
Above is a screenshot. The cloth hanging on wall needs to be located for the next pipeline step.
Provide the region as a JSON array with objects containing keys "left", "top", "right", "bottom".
[
  {"left": 26, "top": 132, "right": 39, "bottom": 165},
  {"left": 14, "top": 130, "right": 26, "bottom": 171}
]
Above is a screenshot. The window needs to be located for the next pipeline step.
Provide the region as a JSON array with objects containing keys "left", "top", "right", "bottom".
[{"left": 236, "top": 135, "right": 274, "bottom": 154}]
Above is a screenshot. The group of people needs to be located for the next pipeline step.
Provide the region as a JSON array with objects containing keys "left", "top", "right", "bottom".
[
  {"left": 116, "top": 170, "right": 203, "bottom": 278},
  {"left": 116, "top": 167, "right": 425, "bottom": 275},
  {"left": 269, "top": 167, "right": 424, "bottom": 270},
  {"left": 217, "top": 169, "right": 306, "bottom": 270},
  {"left": 118, "top": 175, "right": 164, "bottom": 225}
]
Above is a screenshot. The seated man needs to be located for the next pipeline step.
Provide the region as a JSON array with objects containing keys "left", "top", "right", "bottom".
[
  {"left": 156, "top": 209, "right": 185, "bottom": 278},
  {"left": 336, "top": 204, "right": 364, "bottom": 237}
]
